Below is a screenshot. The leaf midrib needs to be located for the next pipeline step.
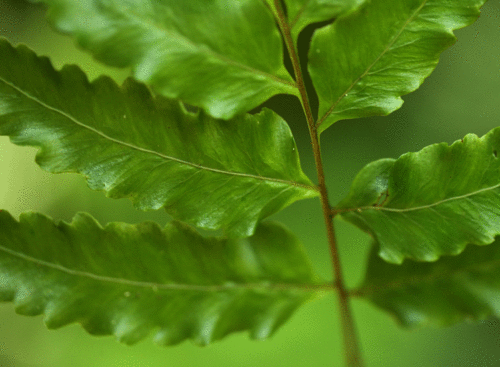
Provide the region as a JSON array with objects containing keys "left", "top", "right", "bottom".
[
  {"left": 316, "top": 0, "right": 428, "bottom": 127},
  {"left": 0, "top": 242, "right": 323, "bottom": 293},
  {"left": 115, "top": 3, "right": 297, "bottom": 90},
  {"left": 340, "top": 182, "right": 500, "bottom": 214},
  {"left": 0, "top": 76, "right": 317, "bottom": 192}
]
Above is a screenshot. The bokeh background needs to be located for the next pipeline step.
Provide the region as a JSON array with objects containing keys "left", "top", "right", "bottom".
[{"left": 0, "top": 1, "right": 499, "bottom": 366}]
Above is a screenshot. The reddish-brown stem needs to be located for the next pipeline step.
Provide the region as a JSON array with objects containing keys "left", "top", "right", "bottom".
[{"left": 272, "top": 1, "right": 364, "bottom": 366}]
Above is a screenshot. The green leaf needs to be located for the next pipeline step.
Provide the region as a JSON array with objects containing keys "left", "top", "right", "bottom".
[
  {"left": 31, "top": 0, "right": 298, "bottom": 119},
  {"left": 0, "top": 39, "right": 318, "bottom": 237},
  {"left": 0, "top": 210, "right": 320, "bottom": 346},
  {"left": 310, "top": 0, "right": 487, "bottom": 133},
  {"left": 337, "top": 127, "right": 500, "bottom": 264},
  {"left": 283, "top": 0, "right": 365, "bottom": 44},
  {"left": 356, "top": 239, "right": 500, "bottom": 327}
]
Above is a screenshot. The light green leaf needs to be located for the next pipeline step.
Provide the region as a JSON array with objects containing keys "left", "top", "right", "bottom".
[
  {"left": 0, "top": 210, "right": 320, "bottom": 346},
  {"left": 356, "top": 239, "right": 500, "bottom": 327},
  {"left": 310, "top": 0, "right": 487, "bottom": 133},
  {"left": 283, "top": 0, "right": 365, "bottom": 44},
  {"left": 337, "top": 127, "right": 500, "bottom": 264},
  {"left": 0, "top": 39, "right": 318, "bottom": 238},
  {"left": 31, "top": 0, "right": 298, "bottom": 119}
]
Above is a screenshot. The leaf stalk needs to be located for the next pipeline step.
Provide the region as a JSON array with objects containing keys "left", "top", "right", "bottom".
[{"left": 272, "top": 1, "right": 364, "bottom": 366}]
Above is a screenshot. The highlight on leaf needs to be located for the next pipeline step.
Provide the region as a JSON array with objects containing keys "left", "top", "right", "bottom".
[
  {"left": 336, "top": 126, "right": 500, "bottom": 264},
  {"left": 0, "top": 210, "right": 321, "bottom": 346},
  {"left": 0, "top": 38, "right": 318, "bottom": 238}
]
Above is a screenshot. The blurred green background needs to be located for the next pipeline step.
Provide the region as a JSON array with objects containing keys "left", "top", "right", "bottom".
[{"left": 0, "top": 0, "right": 499, "bottom": 366}]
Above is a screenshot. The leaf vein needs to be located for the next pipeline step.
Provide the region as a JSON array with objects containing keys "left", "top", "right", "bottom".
[
  {"left": 0, "top": 243, "right": 323, "bottom": 293},
  {"left": 118, "top": 5, "right": 297, "bottom": 89},
  {"left": 316, "top": 0, "right": 428, "bottom": 127},
  {"left": 345, "top": 182, "right": 500, "bottom": 214},
  {"left": 0, "top": 76, "right": 316, "bottom": 192}
]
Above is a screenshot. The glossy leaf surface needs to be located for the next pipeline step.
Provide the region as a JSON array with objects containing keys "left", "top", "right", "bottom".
[
  {"left": 31, "top": 0, "right": 297, "bottom": 119},
  {"left": 357, "top": 239, "right": 500, "bottom": 327},
  {"left": 0, "top": 210, "right": 319, "bottom": 345},
  {"left": 310, "top": 0, "right": 487, "bottom": 133},
  {"left": 337, "top": 127, "right": 500, "bottom": 264},
  {"left": 0, "top": 39, "right": 318, "bottom": 237}
]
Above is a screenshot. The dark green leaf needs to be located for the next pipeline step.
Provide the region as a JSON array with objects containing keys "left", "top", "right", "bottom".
[
  {"left": 310, "top": 0, "right": 487, "bottom": 133},
  {"left": 0, "top": 210, "right": 320, "bottom": 345},
  {"left": 356, "top": 239, "right": 500, "bottom": 327},
  {"left": 337, "top": 127, "right": 500, "bottom": 263},
  {"left": 0, "top": 39, "right": 318, "bottom": 237},
  {"left": 31, "top": 0, "right": 298, "bottom": 119}
]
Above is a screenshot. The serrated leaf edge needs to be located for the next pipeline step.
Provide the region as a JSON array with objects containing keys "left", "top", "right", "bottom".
[
  {"left": 0, "top": 75, "right": 317, "bottom": 192},
  {"left": 316, "top": 0, "right": 428, "bottom": 128}
]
